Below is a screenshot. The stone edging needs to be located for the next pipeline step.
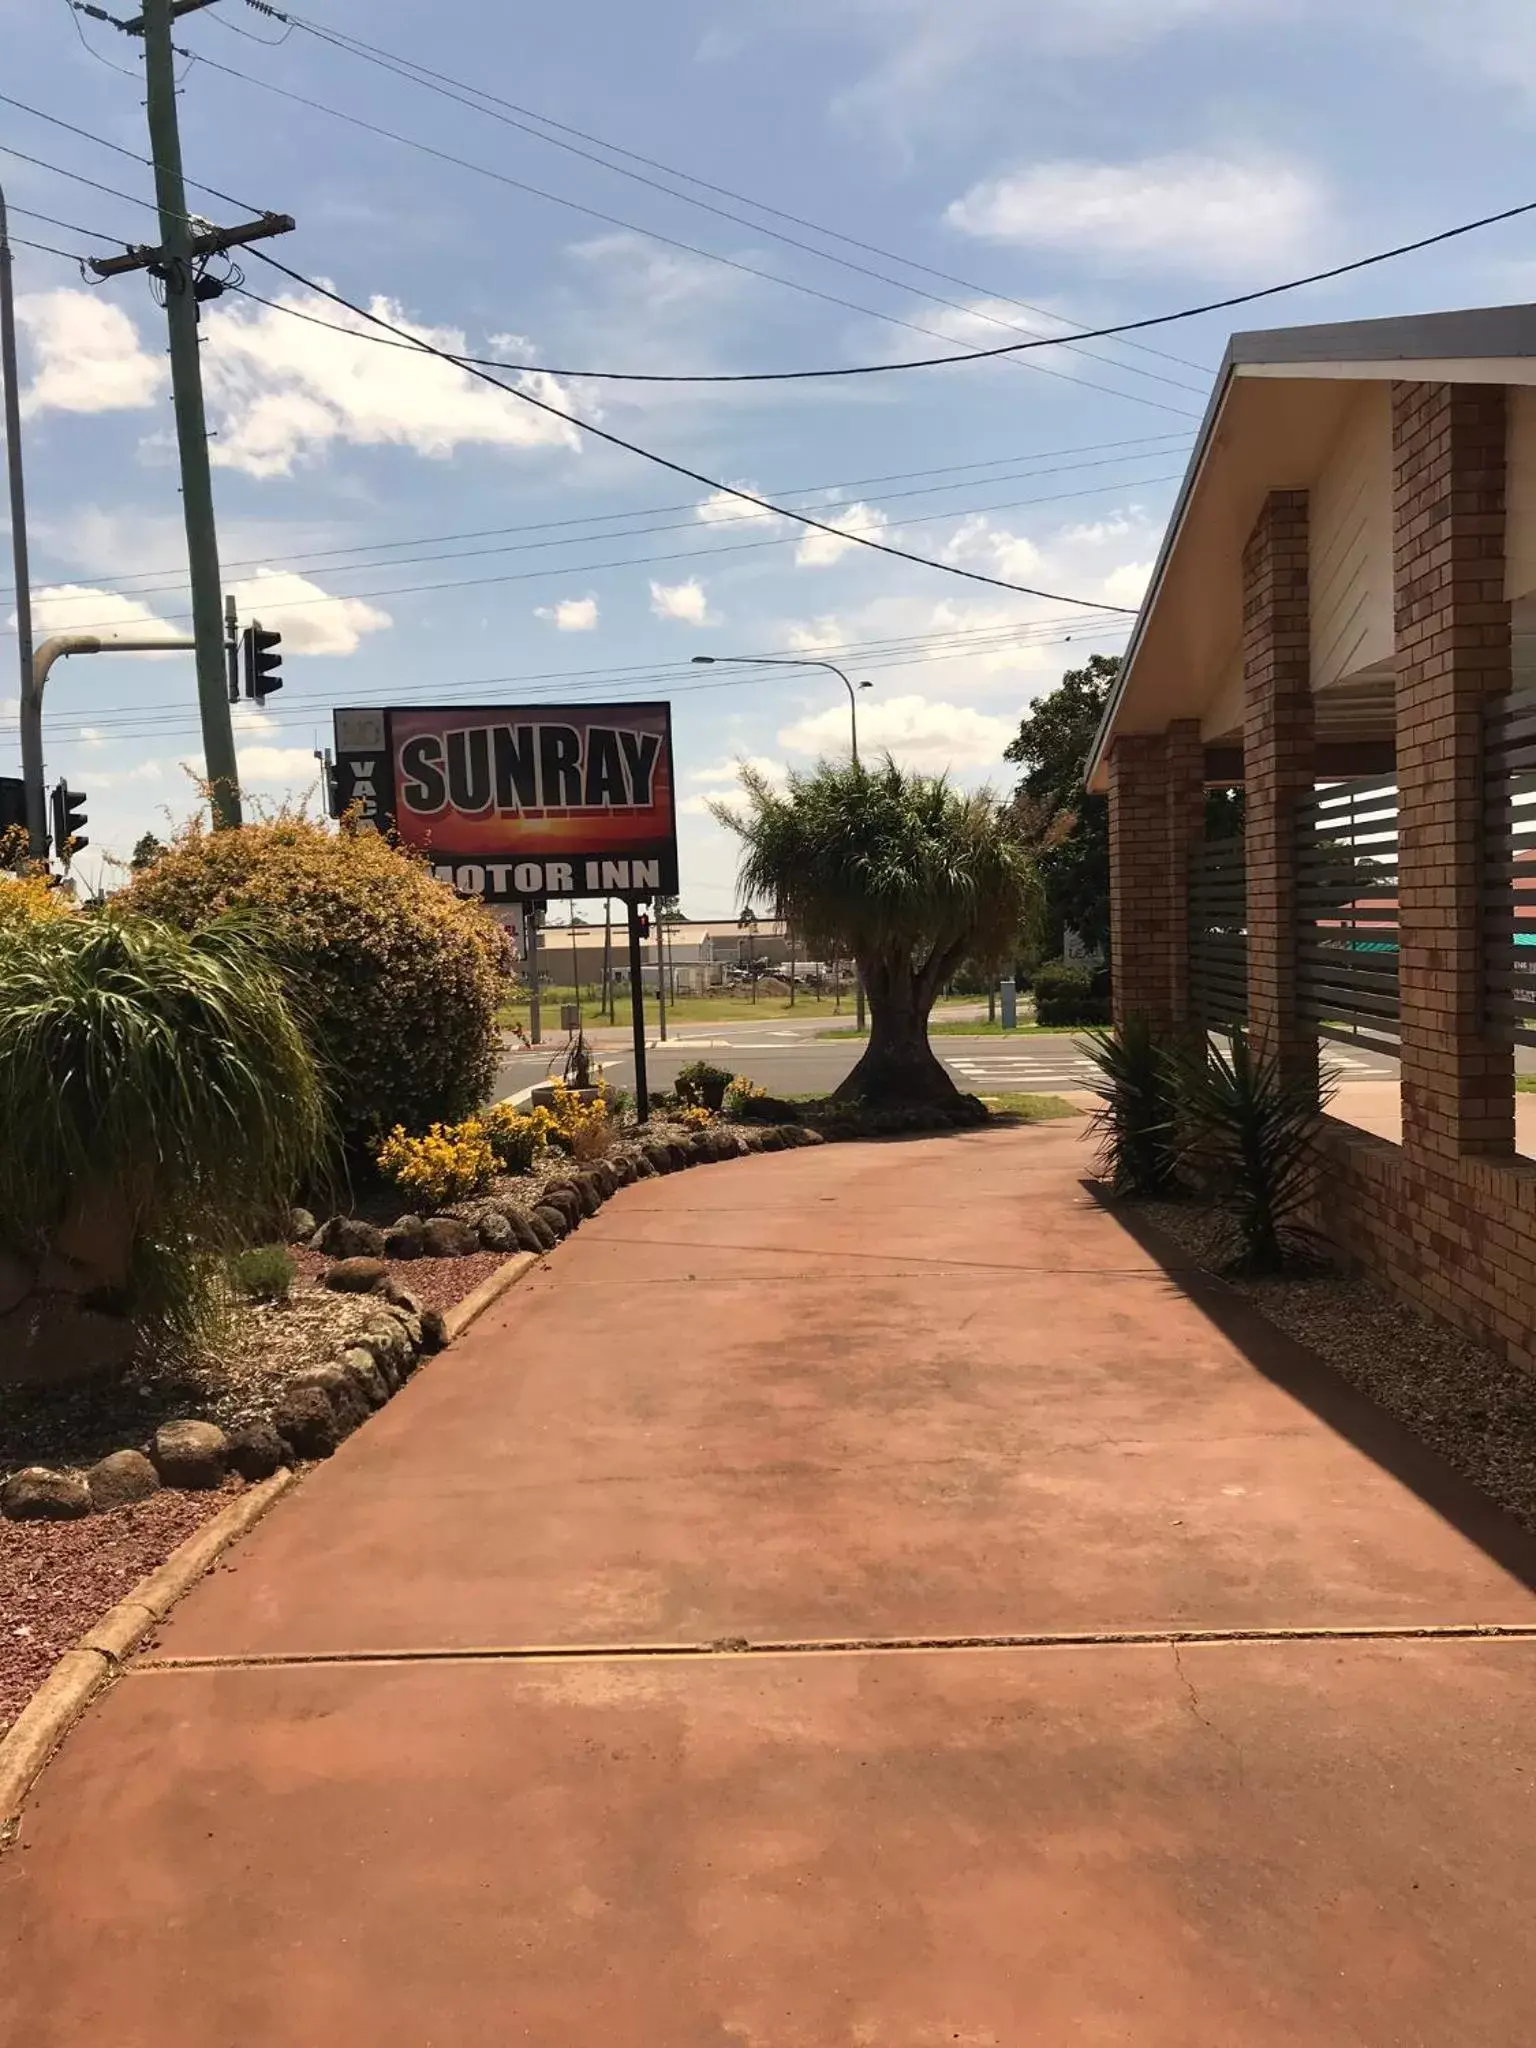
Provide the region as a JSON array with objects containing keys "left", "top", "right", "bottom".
[
  {"left": 0, "top": 1469, "right": 297, "bottom": 1845},
  {"left": 0, "top": 1120, "right": 825, "bottom": 1843}
]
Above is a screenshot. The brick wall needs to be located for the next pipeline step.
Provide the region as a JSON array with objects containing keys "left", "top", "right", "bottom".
[
  {"left": 1392, "top": 381, "right": 1514, "bottom": 1160},
  {"left": 1243, "top": 489, "right": 1316, "bottom": 1092},
  {"left": 1108, "top": 733, "right": 1173, "bottom": 1028},
  {"left": 1319, "top": 1120, "right": 1536, "bottom": 1374},
  {"left": 1313, "top": 383, "right": 1533, "bottom": 1375}
]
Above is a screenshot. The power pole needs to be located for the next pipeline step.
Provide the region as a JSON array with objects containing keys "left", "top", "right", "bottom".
[
  {"left": 0, "top": 183, "right": 41, "bottom": 860},
  {"left": 89, "top": 0, "right": 294, "bottom": 828}
]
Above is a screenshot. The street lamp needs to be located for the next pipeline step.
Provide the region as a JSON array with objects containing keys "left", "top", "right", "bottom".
[
  {"left": 698, "top": 655, "right": 871, "bottom": 1031},
  {"left": 691, "top": 654, "right": 873, "bottom": 764}
]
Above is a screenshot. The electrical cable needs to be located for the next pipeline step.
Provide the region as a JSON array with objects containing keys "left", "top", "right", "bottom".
[
  {"left": 9, "top": 85, "right": 1535, "bottom": 391},
  {"left": 4, "top": 466, "right": 1180, "bottom": 635},
  {"left": 188, "top": 39, "right": 1204, "bottom": 401},
  {"left": 248, "top": 1, "right": 1209, "bottom": 380},
  {"left": 178, "top": 53, "right": 1195, "bottom": 418},
  {"left": 0, "top": 442, "right": 1188, "bottom": 609},
  {"left": 0, "top": 430, "right": 1189, "bottom": 605}
]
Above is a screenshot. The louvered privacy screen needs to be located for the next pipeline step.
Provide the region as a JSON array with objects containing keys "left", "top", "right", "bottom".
[
  {"left": 1296, "top": 780, "right": 1400, "bottom": 1050},
  {"left": 1189, "top": 833, "right": 1248, "bottom": 1026},
  {"left": 1484, "top": 694, "right": 1536, "bottom": 1045}
]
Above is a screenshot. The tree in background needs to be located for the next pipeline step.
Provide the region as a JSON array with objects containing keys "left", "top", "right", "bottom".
[
  {"left": 1004, "top": 653, "right": 1117, "bottom": 959},
  {"left": 1006, "top": 653, "right": 1244, "bottom": 963},
  {"left": 129, "top": 832, "right": 166, "bottom": 872},
  {"left": 715, "top": 759, "right": 1039, "bottom": 1106}
]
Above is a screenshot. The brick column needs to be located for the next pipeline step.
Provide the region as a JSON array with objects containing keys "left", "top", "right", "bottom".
[
  {"left": 1392, "top": 381, "right": 1514, "bottom": 1162},
  {"left": 1109, "top": 733, "right": 1173, "bottom": 1029},
  {"left": 1164, "top": 717, "right": 1206, "bottom": 1034},
  {"left": 1243, "top": 489, "right": 1316, "bottom": 1093}
]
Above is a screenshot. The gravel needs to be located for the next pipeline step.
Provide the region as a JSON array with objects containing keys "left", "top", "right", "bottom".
[
  {"left": 1141, "top": 1197, "right": 1536, "bottom": 1533},
  {"left": 0, "top": 1485, "right": 235, "bottom": 1738}
]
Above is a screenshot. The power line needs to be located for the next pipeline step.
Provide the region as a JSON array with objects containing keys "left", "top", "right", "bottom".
[
  {"left": 191, "top": 36, "right": 1205, "bottom": 401},
  {"left": 50, "top": 614, "right": 1133, "bottom": 744},
  {"left": 4, "top": 465, "right": 1179, "bottom": 634},
  {"left": 178, "top": 53, "right": 1196, "bottom": 419},
  {"left": 11, "top": 85, "right": 1535, "bottom": 393},
  {"left": 1, "top": 439, "right": 1188, "bottom": 609}
]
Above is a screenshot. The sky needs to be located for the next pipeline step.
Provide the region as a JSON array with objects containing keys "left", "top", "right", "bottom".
[{"left": 3, "top": 0, "right": 1536, "bottom": 913}]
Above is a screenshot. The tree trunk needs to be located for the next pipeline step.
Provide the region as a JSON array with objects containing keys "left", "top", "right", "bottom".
[{"left": 832, "top": 962, "right": 960, "bottom": 1106}]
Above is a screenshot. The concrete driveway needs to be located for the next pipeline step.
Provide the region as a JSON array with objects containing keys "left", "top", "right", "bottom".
[{"left": 4, "top": 1121, "right": 1536, "bottom": 2044}]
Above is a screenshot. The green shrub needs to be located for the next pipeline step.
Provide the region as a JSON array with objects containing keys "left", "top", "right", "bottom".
[
  {"left": 675, "top": 1059, "right": 733, "bottom": 1111},
  {"left": 1174, "top": 1030, "right": 1337, "bottom": 1273},
  {"left": 1080, "top": 1015, "right": 1180, "bottom": 1197},
  {"left": 229, "top": 1243, "right": 296, "bottom": 1302},
  {"left": 119, "top": 816, "right": 505, "bottom": 1158},
  {"left": 0, "top": 910, "right": 328, "bottom": 1344},
  {"left": 1032, "top": 957, "right": 1110, "bottom": 1027}
]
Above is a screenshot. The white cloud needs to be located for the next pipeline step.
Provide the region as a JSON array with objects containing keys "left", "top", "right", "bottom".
[
  {"left": 795, "top": 502, "right": 888, "bottom": 568},
  {"left": 200, "top": 290, "right": 580, "bottom": 478},
  {"left": 17, "top": 291, "right": 165, "bottom": 417},
  {"left": 946, "top": 153, "right": 1325, "bottom": 275},
  {"left": 229, "top": 567, "right": 391, "bottom": 655},
  {"left": 680, "top": 756, "right": 787, "bottom": 816},
  {"left": 18, "top": 585, "right": 184, "bottom": 651},
  {"left": 534, "top": 595, "right": 599, "bottom": 631},
  {"left": 237, "top": 744, "right": 324, "bottom": 785},
  {"left": 695, "top": 487, "right": 782, "bottom": 530},
  {"left": 232, "top": 703, "right": 279, "bottom": 734},
  {"left": 779, "top": 692, "right": 1016, "bottom": 771},
  {"left": 90, "top": 758, "right": 166, "bottom": 790},
  {"left": 650, "top": 578, "right": 715, "bottom": 625}
]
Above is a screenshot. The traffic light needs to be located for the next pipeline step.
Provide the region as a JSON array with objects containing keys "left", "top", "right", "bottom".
[
  {"left": 50, "top": 780, "right": 88, "bottom": 862},
  {"left": 0, "top": 776, "right": 25, "bottom": 838},
  {"left": 241, "top": 621, "right": 283, "bottom": 702},
  {"left": 635, "top": 910, "right": 651, "bottom": 939}
]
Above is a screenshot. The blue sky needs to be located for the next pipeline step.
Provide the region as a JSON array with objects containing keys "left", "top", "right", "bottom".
[{"left": 4, "top": 0, "right": 1536, "bottom": 910}]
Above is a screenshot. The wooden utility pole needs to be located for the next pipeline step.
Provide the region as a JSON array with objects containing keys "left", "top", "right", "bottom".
[{"left": 90, "top": 0, "right": 294, "bottom": 827}]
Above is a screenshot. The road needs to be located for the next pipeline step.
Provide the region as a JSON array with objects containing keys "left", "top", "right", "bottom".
[{"left": 493, "top": 1019, "right": 1404, "bottom": 1105}]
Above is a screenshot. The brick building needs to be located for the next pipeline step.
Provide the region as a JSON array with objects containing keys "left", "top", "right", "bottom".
[{"left": 1087, "top": 303, "right": 1536, "bottom": 1373}]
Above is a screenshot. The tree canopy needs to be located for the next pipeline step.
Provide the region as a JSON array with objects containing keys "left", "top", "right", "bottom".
[
  {"left": 714, "top": 757, "right": 1038, "bottom": 1104},
  {"left": 1004, "top": 652, "right": 1118, "bottom": 958}
]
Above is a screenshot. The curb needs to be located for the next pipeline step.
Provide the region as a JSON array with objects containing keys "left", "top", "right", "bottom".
[
  {"left": 0, "top": 1249, "right": 546, "bottom": 1846},
  {"left": 0, "top": 1468, "right": 297, "bottom": 1845},
  {"left": 442, "top": 1249, "right": 539, "bottom": 1342}
]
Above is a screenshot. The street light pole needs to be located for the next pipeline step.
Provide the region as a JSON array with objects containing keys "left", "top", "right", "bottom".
[
  {"left": 692, "top": 653, "right": 872, "bottom": 1028},
  {"left": 0, "top": 184, "right": 38, "bottom": 858}
]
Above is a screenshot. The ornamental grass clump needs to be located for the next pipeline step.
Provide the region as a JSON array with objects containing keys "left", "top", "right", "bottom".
[{"left": 0, "top": 909, "right": 330, "bottom": 1345}]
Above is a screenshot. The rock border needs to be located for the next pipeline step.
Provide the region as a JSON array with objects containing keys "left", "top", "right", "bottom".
[
  {"left": 0, "top": 1119, "right": 825, "bottom": 1843},
  {"left": 0, "top": 1469, "right": 296, "bottom": 1845}
]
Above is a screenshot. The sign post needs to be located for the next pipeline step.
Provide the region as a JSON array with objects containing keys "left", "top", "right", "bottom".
[
  {"left": 627, "top": 898, "right": 650, "bottom": 1124},
  {"left": 524, "top": 902, "right": 541, "bottom": 1046}
]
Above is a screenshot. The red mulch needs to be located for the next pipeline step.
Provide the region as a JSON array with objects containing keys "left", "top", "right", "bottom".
[
  {"left": 286, "top": 1246, "right": 511, "bottom": 1312},
  {"left": 0, "top": 1483, "right": 237, "bottom": 1739},
  {"left": 1, "top": 1247, "right": 517, "bottom": 1744}
]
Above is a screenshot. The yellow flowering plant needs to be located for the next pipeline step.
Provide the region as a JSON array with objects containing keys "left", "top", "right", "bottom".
[
  {"left": 481, "top": 1100, "right": 554, "bottom": 1174},
  {"left": 675, "top": 1104, "right": 715, "bottom": 1130},
  {"left": 377, "top": 1117, "right": 496, "bottom": 1206}
]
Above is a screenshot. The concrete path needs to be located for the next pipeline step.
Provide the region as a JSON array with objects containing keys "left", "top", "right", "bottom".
[{"left": 6, "top": 1123, "right": 1536, "bottom": 2043}]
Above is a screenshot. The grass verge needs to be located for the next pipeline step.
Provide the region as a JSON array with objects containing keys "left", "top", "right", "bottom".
[{"left": 978, "top": 1093, "right": 1083, "bottom": 1121}]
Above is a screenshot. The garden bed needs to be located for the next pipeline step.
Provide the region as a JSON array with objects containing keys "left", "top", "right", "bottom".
[{"left": 1140, "top": 1197, "right": 1536, "bottom": 1534}]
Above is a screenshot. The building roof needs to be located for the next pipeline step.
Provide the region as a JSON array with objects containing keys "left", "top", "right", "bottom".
[{"left": 1084, "top": 301, "right": 1536, "bottom": 792}]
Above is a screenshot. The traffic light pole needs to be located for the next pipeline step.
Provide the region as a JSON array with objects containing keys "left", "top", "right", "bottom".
[
  {"left": 627, "top": 898, "right": 650, "bottom": 1124},
  {"left": 21, "top": 633, "right": 194, "bottom": 860},
  {"left": 0, "top": 183, "right": 40, "bottom": 858},
  {"left": 142, "top": 0, "right": 239, "bottom": 825},
  {"left": 88, "top": 0, "right": 296, "bottom": 830}
]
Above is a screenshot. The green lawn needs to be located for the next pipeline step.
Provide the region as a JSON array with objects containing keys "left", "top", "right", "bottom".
[
  {"left": 817, "top": 1021, "right": 1084, "bottom": 1041},
  {"left": 1516, "top": 1076, "right": 1536, "bottom": 1093},
  {"left": 977, "top": 1092, "right": 1084, "bottom": 1121},
  {"left": 500, "top": 988, "right": 987, "bottom": 1031}
]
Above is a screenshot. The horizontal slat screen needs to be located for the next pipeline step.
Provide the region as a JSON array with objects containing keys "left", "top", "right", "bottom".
[
  {"left": 1189, "top": 833, "right": 1247, "bottom": 1026},
  {"left": 1297, "top": 779, "right": 1400, "bottom": 1050},
  {"left": 1483, "top": 694, "right": 1536, "bottom": 1046}
]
